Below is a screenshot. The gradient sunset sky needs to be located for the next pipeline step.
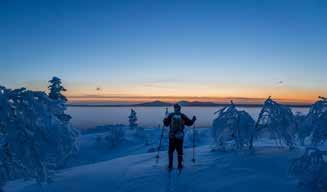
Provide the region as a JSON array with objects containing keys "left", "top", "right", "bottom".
[{"left": 1, "top": 0, "right": 326, "bottom": 104}]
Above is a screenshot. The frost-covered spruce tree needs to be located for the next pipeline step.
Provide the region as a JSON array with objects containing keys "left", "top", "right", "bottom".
[
  {"left": 250, "top": 97, "right": 296, "bottom": 149},
  {"left": 212, "top": 101, "right": 255, "bottom": 150},
  {"left": 48, "top": 77, "right": 67, "bottom": 101},
  {"left": 128, "top": 109, "right": 138, "bottom": 129},
  {"left": 47, "top": 77, "right": 79, "bottom": 168}
]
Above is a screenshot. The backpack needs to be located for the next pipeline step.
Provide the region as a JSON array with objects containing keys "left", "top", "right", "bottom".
[{"left": 170, "top": 113, "right": 184, "bottom": 140}]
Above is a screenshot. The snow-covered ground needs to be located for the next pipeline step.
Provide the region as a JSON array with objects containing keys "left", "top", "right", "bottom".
[
  {"left": 67, "top": 127, "right": 210, "bottom": 168},
  {"left": 3, "top": 127, "right": 323, "bottom": 192}
]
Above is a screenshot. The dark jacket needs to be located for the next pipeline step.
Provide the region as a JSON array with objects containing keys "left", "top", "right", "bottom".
[{"left": 163, "top": 112, "right": 194, "bottom": 136}]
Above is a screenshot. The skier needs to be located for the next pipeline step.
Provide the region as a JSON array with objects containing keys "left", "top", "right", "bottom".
[{"left": 163, "top": 104, "right": 196, "bottom": 170}]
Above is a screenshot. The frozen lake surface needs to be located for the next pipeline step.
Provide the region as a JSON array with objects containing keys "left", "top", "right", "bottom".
[{"left": 67, "top": 106, "right": 309, "bottom": 129}]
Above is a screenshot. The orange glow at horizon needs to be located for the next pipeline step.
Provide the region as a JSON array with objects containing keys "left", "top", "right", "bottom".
[
  {"left": 67, "top": 96, "right": 316, "bottom": 105},
  {"left": 66, "top": 92, "right": 321, "bottom": 105},
  {"left": 64, "top": 82, "right": 326, "bottom": 105}
]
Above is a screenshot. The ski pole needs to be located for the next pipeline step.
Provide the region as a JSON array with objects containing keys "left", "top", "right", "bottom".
[
  {"left": 156, "top": 108, "right": 169, "bottom": 163},
  {"left": 156, "top": 124, "right": 165, "bottom": 163},
  {"left": 192, "top": 123, "right": 196, "bottom": 163}
]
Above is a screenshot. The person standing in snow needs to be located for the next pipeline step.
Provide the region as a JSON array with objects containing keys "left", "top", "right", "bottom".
[{"left": 163, "top": 104, "right": 196, "bottom": 170}]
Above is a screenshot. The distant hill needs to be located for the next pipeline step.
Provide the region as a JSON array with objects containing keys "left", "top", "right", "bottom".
[
  {"left": 176, "top": 100, "right": 219, "bottom": 106},
  {"left": 68, "top": 100, "right": 310, "bottom": 107},
  {"left": 133, "top": 100, "right": 172, "bottom": 106},
  {"left": 133, "top": 100, "right": 310, "bottom": 107},
  {"left": 133, "top": 100, "right": 220, "bottom": 107}
]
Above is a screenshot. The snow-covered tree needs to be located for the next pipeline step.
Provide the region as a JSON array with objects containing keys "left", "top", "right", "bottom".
[
  {"left": 48, "top": 77, "right": 67, "bottom": 101},
  {"left": 47, "top": 78, "right": 79, "bottom": 168},
  {"left": 0, "top": 87, "right": 48, "bottom": 185},
  {"left": 306, "top": 97, "right": 327, "bottom": 145},
  {"left": 0, "top": 82, "right": 79, "bottom": 188},
  {"left": 294, "top": 112, "right": 311, "bottom": 146},
  {"left": 96, "top": 126, "right": 125, "bottom": 147},
  {"left": 289, "top": 147, "right": 327, "bottom": 191},
  {"left": 294, "top": 97, "right": 327, "bottom": 146},
  {"left": 312, "top": 112, "right": 327, "bottom": 145},
  {"left": 249, "top": 97, "right": 296, "bottom": 149},
  {"left": 96, "top": 125, "right": 127, "bottom": 148},
  {"left": 128, "top": 109, "right": 138, "bottom": 129},
  {"left": 212, "top": 101, "right": 255, "bottom": 150},
  {"left": 105, "top": 126, "right": 125, "bottom": 147}
]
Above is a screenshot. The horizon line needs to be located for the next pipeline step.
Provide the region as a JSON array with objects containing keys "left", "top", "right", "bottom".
[{"left": 66, "top": 95, "right": 318, "bottom": 105}]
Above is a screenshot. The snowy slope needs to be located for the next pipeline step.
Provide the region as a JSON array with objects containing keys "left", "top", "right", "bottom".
[
  {"left": 69, "top": 127, "right": 211, "bottom": 167},
  {"left": 5, "top": 145, "right": 300, "bottom": 192}
]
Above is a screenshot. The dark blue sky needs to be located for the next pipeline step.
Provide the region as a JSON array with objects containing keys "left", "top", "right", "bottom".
[{"left": 1, "top": 0, "right": 326, "bottom": 102}]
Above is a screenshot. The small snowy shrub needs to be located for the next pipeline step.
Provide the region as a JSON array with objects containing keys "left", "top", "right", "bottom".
[
  {"left": 101, "top": 126, "right": 125, "bottom": 147},
  {"left": 251, "top": 97, "right": 296, "bottom": 149},
  {"left": 289, "top": 148, "right": 327, "bottom": 191},
  {"left": 128, "top": 109, "right": 138, "bottom": 129},
  {"left": 212, "top": 101, "right": 255, "bottom": 150}
]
